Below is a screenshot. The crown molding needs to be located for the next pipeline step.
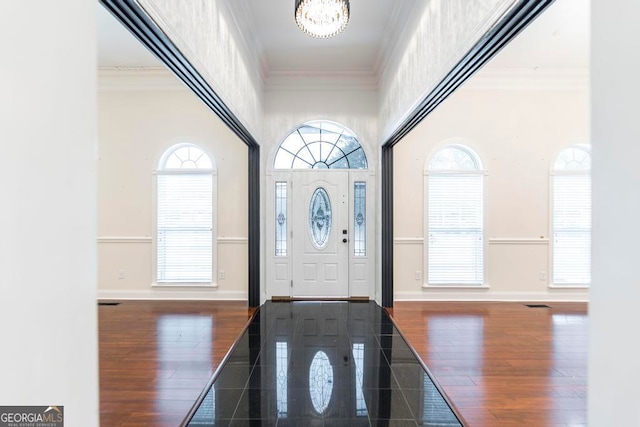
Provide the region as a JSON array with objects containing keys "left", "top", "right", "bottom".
[
  {"left": 219, "top": 0, "right": 268, "bottom": 84},
  {"left": 97, "top": 67, "right": 188, "bottom": 91},
  {"left": 264, "top": 70, "right": 378, "bottom": 92},
  {"left": 463, "top": 66, "right": 589, "bottom": 90},
  {"left": 374, "top": 0, "right": 422, "bottom": 84}
]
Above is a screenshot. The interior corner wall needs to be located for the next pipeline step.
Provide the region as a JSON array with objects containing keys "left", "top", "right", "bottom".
[
  {"left": 0, "top": 1, "right": 98, "bottom": 423},
  {"left": 135, "top": 0, "right": 264, "bottom": 139},
  {"left": 97, "top": 82, "right": 248, "bottom": 300},
  {"left": 378, "top": 0, "right": 515, "bottom": 142},
  {"left": 393, "top": 84, "right": 590, "bottom": 301}
]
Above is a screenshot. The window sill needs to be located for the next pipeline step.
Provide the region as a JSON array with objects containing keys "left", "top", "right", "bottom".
[
  {"left": 422, "top": 284, "right": 490, "bottom": 289},
  {"left": 152, "top": 283, "right": 219, "bottom": 288},
  {"left": 548, "top": 284, "right": 590, "bottom": 290}
]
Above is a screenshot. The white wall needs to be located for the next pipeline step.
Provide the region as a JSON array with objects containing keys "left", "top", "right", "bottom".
[
  {"left": 378, "top": 0, "right": 515, "bottom": 142},
  {"left": 590, "top": 0, "right": 640, "bottom": 423},
  {"left": 97, "top": 72, "right": 248, "bottom": 300},
  {"left": 0, "top": 1, "right": 98, "bottom": 425},
  {"left": 136, "top": 0, "right": 264, "bottom": 139},
  {"left": 394, "top": 78, "right": 589, "bottom": 301}
]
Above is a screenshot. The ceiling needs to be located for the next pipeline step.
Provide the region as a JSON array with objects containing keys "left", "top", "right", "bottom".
[
  {"left": 223, "top": 0, "right": 416, "bottom": 76},
  {"left": 97, "top": 0, "right": 589, "bottom": 78}
]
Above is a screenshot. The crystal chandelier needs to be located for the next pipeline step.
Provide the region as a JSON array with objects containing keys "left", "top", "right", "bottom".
[{"left": 295, "top": 0, "right": 350, "bottom": 39}]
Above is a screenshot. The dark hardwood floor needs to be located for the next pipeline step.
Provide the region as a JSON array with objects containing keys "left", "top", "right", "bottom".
[
  {"left": 99, "top": 300, "right": 254, "bottom": 426},
  {"left": 390, "top": 301, "right": 588, "bottom": 427},
  {"left": 99, "top": 300, "right": 587, "bottom": 426}
]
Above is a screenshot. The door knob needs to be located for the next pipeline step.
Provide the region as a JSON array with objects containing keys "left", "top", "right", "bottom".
[{"left": 342, "top": 238, "right": 348, "bottom": 243}]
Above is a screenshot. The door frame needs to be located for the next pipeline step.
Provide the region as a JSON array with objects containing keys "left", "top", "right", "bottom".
[{"left": 266, "top": 169, "right": 375, "bottom": 301}]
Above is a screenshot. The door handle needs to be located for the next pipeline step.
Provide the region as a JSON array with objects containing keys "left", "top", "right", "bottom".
[{"left": 342, "top": 238, "right": 348, "bottom": 243}]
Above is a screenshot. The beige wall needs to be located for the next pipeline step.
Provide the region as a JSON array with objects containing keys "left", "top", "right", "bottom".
[
  {"left": 97, "top": 80, "right": 248, "bottom": 299},
  {"left": 394, "top": 81, "right": 589, "bottom": 301}
]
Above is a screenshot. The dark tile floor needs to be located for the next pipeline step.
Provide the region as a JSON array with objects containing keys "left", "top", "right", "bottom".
[{"left": 186, "top": 301, "right": 462, "bottom": 427}]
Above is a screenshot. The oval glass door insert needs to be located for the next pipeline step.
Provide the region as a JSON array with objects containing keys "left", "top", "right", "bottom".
[
  {"left": 309, "top": 187, "right": 332, "bottom": 248},
  {"left": 309, "top": 351, "right": 333, "bottom": 414}
]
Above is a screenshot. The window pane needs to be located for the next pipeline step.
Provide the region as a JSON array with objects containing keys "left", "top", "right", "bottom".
[
  {"left": 554, "top": 146, "right": 591, "bottom": 171},
  {"left": 429, "top": 146, "right": 478, "bottom": 171},
  {"left": 275, "top": 182, "right": 288, "bottom": 256},
  {"left": 553, "top": 174, "right": 591, "bottom": 284},
  {"left": 354, "top": 182, "right": 366, "bottom": 256},
  {"left": 157, "top": 174, "right": 212, "bottom": 282},
  {"left": 428, "top": 172, "right": 483, "bottom": 284},
  {"left": 161, "top": 144, "right": 212, "bottom": 169},
  {"left": 274, "top": 120, "right": 367, "bottom": 170}
]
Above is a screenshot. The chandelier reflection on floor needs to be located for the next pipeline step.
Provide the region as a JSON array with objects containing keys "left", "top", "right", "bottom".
[{"left": 294, "top": 0, "right": 350, "bottom": 39}]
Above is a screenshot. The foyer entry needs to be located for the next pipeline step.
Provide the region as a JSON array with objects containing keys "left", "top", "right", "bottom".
[{"left": 267, "top": 120, "right": 373, "bottom": 301}]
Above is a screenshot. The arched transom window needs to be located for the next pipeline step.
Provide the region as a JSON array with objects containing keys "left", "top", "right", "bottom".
[
  {"left": 274, "top": 120, "right": 367, "bottom": 170},
  {"left": 552, "top": 145, "right": 591, "bottom": 285},
  {"left": 157, "top": 143, "right": 214, "bottom": 284},
  {"left": 427, "top": 144, "right": 484, "bottom": 285}
]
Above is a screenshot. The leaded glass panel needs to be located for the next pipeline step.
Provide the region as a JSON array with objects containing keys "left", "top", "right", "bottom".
[
  {"left": 354, "top": 182, "right": 366, "bottom": 256},
  {"left": 309, "top": 187, "right": 332, "bottom": 248},
  {"left": 275, "top": 182, "right": 287, "bottom": 256}
]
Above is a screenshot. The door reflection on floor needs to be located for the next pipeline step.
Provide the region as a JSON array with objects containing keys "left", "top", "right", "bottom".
[{"left": 187, "top": 301, "right": 462, "bottom": 426}]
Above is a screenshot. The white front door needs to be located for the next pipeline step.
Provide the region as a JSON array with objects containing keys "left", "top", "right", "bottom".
[{"left": 292, "top": 171, "right": 349, "bottom": 297}]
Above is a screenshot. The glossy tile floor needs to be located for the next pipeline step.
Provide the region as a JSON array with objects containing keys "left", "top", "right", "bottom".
[{"left": 186, "top": 301, "right": 462, "bottom": 426}]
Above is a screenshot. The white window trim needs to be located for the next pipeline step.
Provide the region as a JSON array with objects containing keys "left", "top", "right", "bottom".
[
  {"left": 152, "top": 145, "right": 218, "bottom": 287},
  {"left": 423, "top": 143, "right": 488, "bottom": 287}
]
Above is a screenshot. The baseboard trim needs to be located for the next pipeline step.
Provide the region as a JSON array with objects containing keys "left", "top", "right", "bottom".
[
  {"left": 98, "top": 289, "right": 247, "bottom": 301},
  {"left": 394, "top": 290, "right": 588, "bottom": 302},
  {"left": 271, "top": 296, "right": 370, "bottom": 302}
]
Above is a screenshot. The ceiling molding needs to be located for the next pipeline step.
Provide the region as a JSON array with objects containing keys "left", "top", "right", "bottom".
[
  {"left": 220, "top": 0, "right": 269, "bottom": 84},
  {"left": 373, "top": 0, "right": 422, "bottom": 83},
  {"left": 264, "top": 70, "right": 378, "bottom": 92}
]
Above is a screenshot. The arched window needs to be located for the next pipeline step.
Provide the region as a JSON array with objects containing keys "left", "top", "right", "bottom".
[
  {"left": 273, "top": 120, "right": 367, "bottom": 170},
  {"left": 156, "top": 144, "right": 214, "bottom": 284},
  {"left": 552, "top": 145, "right": 591, "bottom": 285},
  {"left": 427, "top": 145, "right": 484, "bottom": 285}
]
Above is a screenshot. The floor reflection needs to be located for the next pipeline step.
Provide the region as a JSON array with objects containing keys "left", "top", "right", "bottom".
[{"left": 187, "top": 301, "right": 462, "bottom": 426}]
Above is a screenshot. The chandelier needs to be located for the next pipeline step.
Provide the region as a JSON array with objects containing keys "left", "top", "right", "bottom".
[{"left": 295, "top": 0, "right": 350, "bottom": 39}]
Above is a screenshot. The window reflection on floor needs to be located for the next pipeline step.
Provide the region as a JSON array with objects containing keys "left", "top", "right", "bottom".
[{"left": 276, "top": 341, "right": 288, "bottom": 418}]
